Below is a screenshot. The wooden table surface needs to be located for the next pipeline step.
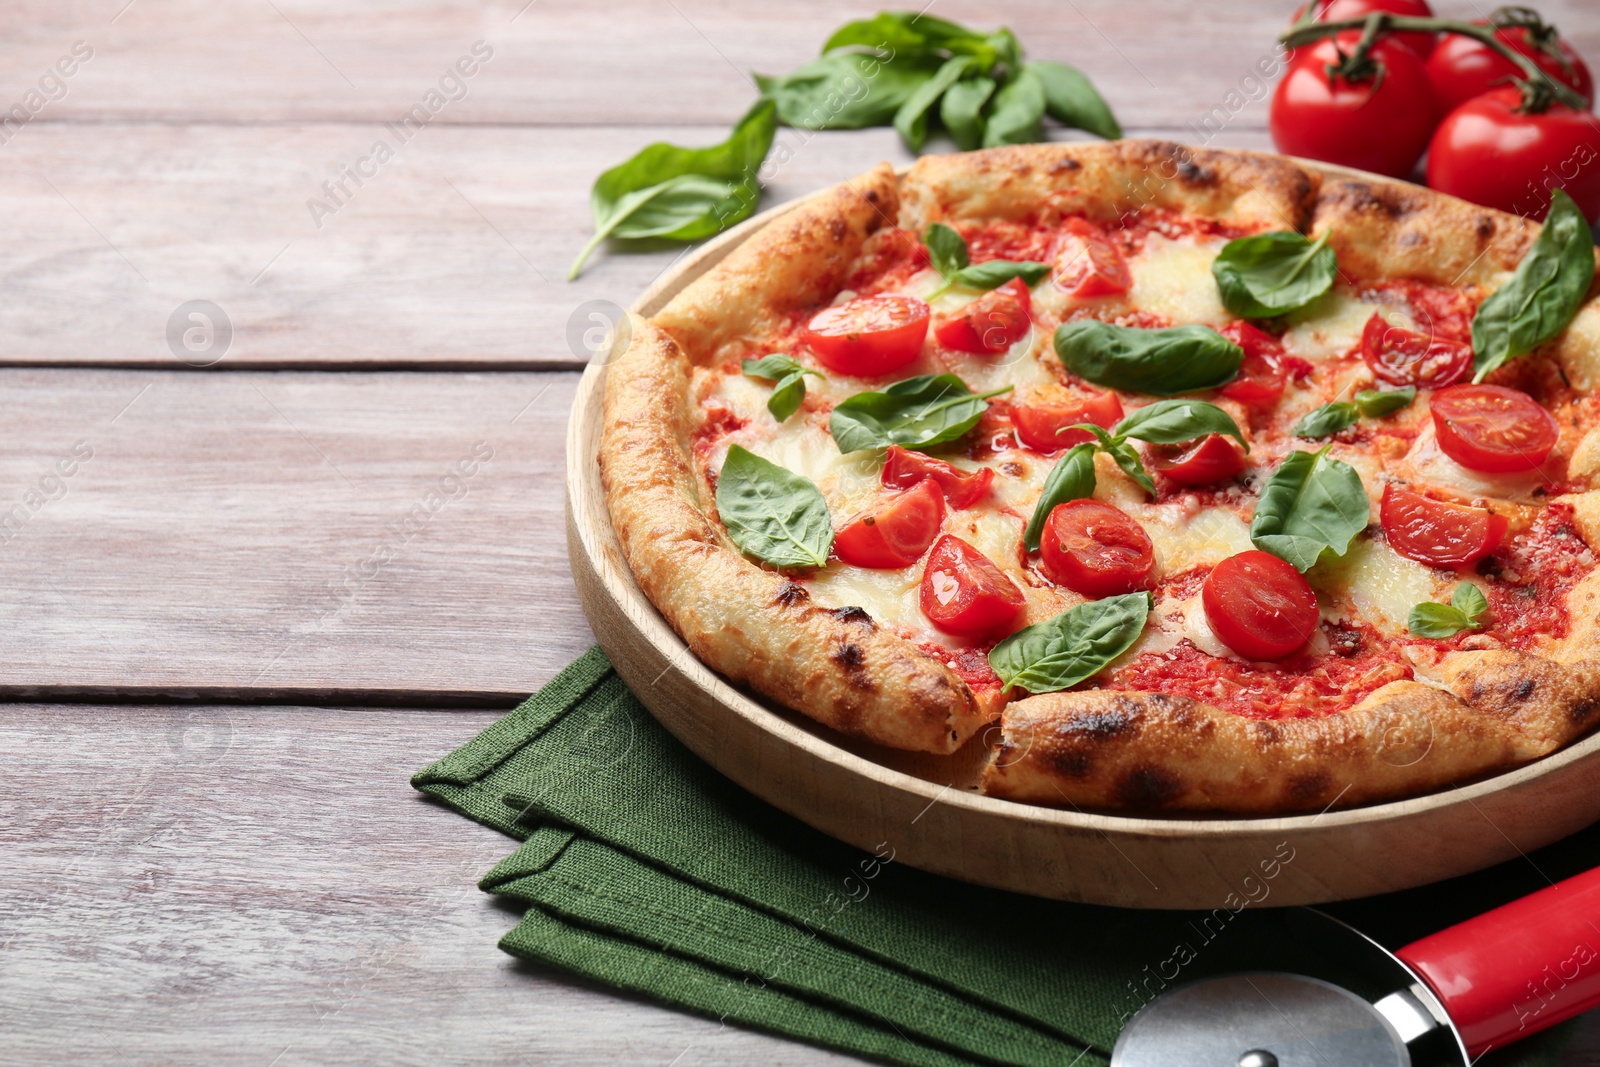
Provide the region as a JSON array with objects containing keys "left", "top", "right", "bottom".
[{"left": 5, "top": 2, "right": 1600, "bottom": 1063}]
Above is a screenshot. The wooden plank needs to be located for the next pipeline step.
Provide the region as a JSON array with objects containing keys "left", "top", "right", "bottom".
[
  {"left": 0, "top": 124, "right": 1271, "bottom": 368},
  {"left": 4, "top": 0, "right": 1595, "bottom": 128},
  {"left": 0, "top": 703, "right": 861, "bottom": 1066},
  {"left": 0, "top": 368, "right": 592, "bottom": 700}
]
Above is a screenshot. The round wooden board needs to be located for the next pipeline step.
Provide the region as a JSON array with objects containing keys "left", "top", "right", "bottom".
[{"left": 565, "top": 155, "right": 1600, "bottom": 910}]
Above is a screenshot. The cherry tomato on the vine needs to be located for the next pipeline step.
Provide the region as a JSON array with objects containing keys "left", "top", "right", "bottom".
[
  {"left": 1292, "top": 0, "right": 1438, "bottom": 58},
  {"left": 1426, "top": 87, "right": 1600, "bottom": 222},
  {"left": 1271, "top": 34, "right": 1440, "bottom": 178},
  {"left": 803, "top": 294, "right": 930, "bottom": 377},
  {"left": 1426, "top": 20, "right": 1593, "bottom": 113}
]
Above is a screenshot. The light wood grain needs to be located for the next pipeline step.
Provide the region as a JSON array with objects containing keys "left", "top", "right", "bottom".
[
  {"left": 0, "top": 702, "right": 863, "bottom": 1067},
  {"left": 0, "top": 368, "right": 591, "bottom": 700}
]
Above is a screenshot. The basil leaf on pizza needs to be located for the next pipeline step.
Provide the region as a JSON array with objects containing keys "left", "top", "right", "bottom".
[
  {"left": 1211, "top": 230, "right": 1336, "bottom": 319},
  {"left": 923, "top": 223, "right": 969, "bottom": 278},
  {"left": 1472, "top": 189, "right": 1595, "bottom": 382},
  {"left": 829, "top": 375, "right": 1010, "bottom": 453},
  {"left": 1249, "top": 447, "right": 1370, "bottom": 572},
  {"left": 1054, "top": 321, "right": 1243, "bottom": 395},
  {"left": 1407, "top": 582, "right": 1489, "bottom": 638},
  {"left": 1353, "top": 386, "right": 1416, "bottom": 417},
  {"left": 1113, "top": 399, "right": 1246, "bottom": 447},
  {"left": 714, "top": 445, "right": 833, "bottom": 569},
  {"left": 924, "top": 225, "right": 1049, "bottom": 296},
  {"left": 742, "top": 355, "right": 818, "bottom": 422},
  {"left": 1023, "top": 442, "right": 1097, "bottom": 552},
  {"left": 988, "top": 592, "right": 1152, "bottom": 693},
  {"left": 1075, "top": 424, "right": 1156, "bottom": 496},
  {"left": 1292, "top": 401, "right": 1358, "bottom": 439}
]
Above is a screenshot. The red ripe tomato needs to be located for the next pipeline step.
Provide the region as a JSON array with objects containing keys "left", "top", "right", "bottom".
[
  {"left": 1217, "top": 322, "right": 1312, "bottom": 408},
  {"left": 919, "top": 534, "right": 1026, "bottom": 638},
  {"left": 1147, "top": 434, "right": 1247, "bottom": 488},
  {"left": 1359, "top": 312, "right": 1472, "bottom": 388},
  {"left": 1053, "top": 217, "right": 1132, "bottom": 298},
  {"left": 1038, "top": 500, "right": 1155, "bottom": 597},
  {"left": 1271, "top": 34, "right": 1440, "bottom": 178},
  {"left": 803, "top": 294, "right": 930, "bottom": 377},
  {"left": 1430, "top": 384, "right": 1560, "bottom": 473},
  {"left": 1011, "top": 390, "right": 1124, "bottom": 453},
  {"left": 1293, "top": 0, "right": 1438, "bottom": 58},
  {"left": 881, "top": 445, "right": 994, "bottom": 509},
  {"left": 1425, "top": 21, "right": 1594, "bottom": 113},
  {"left": 1426, "top": 87, "right": 1600, "bottom": 222},
  {"left": 1201, "top": 551, "right": 1321, "bottom": 661},
  {"left": 933, "top": 278, "right": 1032, "bottom": 354},
  {"left": 1380, "top": 484, "right": 1507, "bottom": 568},
  {"left": 834, "top": 478, "right": 945, "bottom": 569}
]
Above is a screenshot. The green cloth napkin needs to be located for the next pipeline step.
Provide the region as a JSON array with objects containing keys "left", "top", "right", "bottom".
[{"left": 413, "top": 647, "right": 1586, "bottom": 1066}]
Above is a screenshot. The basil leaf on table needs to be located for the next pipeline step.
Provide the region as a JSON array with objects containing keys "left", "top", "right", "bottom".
[
  {"left": 742, "top": 355, "right": 819, "bottom": 422},
  {"left": 1054, "top": 321, "right": 1243, "bottom": 395},
  {"left": 755, "top": 51, "right": 941, "bottom": 130},
  {"left": 1025, "top": 60, "right": 1122, "bottom": 140},
  {"left": 895, "top": 56, "right": 979, "bottom": 152},
  {"left": 1292, "top": 401, "right": 1358, "bottom": 440},
  {"left": 1353, "top": 386, "right": 1416, "bottom": 417},
  {"left": 1472, "top": 188, "right": 1596, "bottom": 382},
  {"left": 829, "top": 374, "right": 1010, "bottom": 454},
  {"left": 1249, "top": 447, "right": 1370, "bottom": 572},
  {"left": 715, "top": 445, "right": 833, "bottom": 569},
  {"left": 924, "top": 223, "right": 969, "bottom": 278},
  {"left": 940, "top": 75, "right": 996, "bottom": 150},
  {"left": 1022, "top": 442, "right": 1098, "bottom": 552},
  {"left": 822, "top": 11, "right": 1000, "bottom": 59},
  {"left": 982, "top": 65, "right": 1047, "bottom": 147},
  {"left": 1407, "top": 582, "right": 1489, "bottom": 638},
  {"left": 989, "top": 592, "right": 1152, "bottom": 694},
  {"left": 1112, "top": 399, "right": 1246, "bottom": 447},
  {"left": 569, "top": 100, "right": 776, "bottom": 279},
  {"left": 1211, "top": 230, "right": 1336, "bottom": 319}
]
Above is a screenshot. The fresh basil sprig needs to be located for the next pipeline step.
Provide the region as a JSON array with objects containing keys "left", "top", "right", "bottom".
[
  {"left": 568, "top": 100, "right": 776, "bottom": 280},
  {"left": 757, "top": 12, "right": 1119, "bottom": 152},
  {"left": 1249, "top": 446, "right": 1370, "bottom": 572},
  {"left": 1293, "top": 387, "right": 1415, "bottom": 440},
  {"left": 1211, "top": 230, "right": 1337, "bottom": 319},
  {"left": 1472, "top": 188, "right": 1596, "bottom": 382},
  {"left": 715, "top": 445, "right": 833, "bottom": 569},
  {"left": 742, "top": 355, "right": 820, "bottom": 422},
  {"left": 988, "top": 592, "right": 1151, "bottom": 694},
  {"left": 922, "top": 224, "right": 1050, "bottom": 297},
  {"left": 1407, "top": 582, "right": 1489, "bottom": 639},
  {"left": 830, "top": 374, "right": 1011, "bottom": 454},
  {"left": 1054, "top": 321, "right": 1243, "bottom": 395},
  {"left": 1021, "top": 399, "right": 1245, "bottom": 550}
]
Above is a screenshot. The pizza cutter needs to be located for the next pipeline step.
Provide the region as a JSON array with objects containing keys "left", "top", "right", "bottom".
[{"left": 1113, "top": 866, "right": 1600, "bottom": 1066}]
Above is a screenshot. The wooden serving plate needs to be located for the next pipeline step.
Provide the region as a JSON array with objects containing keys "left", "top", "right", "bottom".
[{"left": 565, "top": 160, "right": 1600, "bottom": 909}]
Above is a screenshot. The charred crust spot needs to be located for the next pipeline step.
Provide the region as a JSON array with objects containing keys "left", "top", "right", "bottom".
[
  {"left": 1065, "top": 708, "right": 1137, "bottom": 739},
  {"left": 1512, "top": 678, "right": 1537, "bottom": 701},
  {"left": 775, "top": 581, "right": 809, "bottom": 607},
  {"left": 830, "top": 605, "right": 875, "bottom": 628},
  {"left": 1571, "top": 696, "right": 1599, "bottom": 726},
  {"left": 1287, "top": 771, "right": 1332, "bottom": 805},
  {"left": 1176, "top": 159, "right": 1216, "bottom": 186},
  {"left": 1250, "top": 721, "right": 1283, "bottom": 746},
  {"left": 1046, "top": 747, "right": 1095, "bottom": 779},
  {"left": 832, "top": 642, "right": 865, "bottom": 669},
  {"left": 1476, "top": 217, "right": 1496, "bottom": 241},
  {"left": 1048, "top": 157, "right": 1082, "bottom": 174},
  {"left": 1116, "top": 766, "right": 1183, "bottom": 808}
]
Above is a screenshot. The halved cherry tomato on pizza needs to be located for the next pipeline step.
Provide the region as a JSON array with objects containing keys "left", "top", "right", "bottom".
[
  {"left": 933, "top": 278, "right": 1032, "bottom": 354},
  {"left": 1011, "top": 390, "right": 1124, "bottom": 453},
  {"left": 1425, "top": 18, "right": 1594, "bottom": 114},
  {"left": 1201, "top": 550, "right": 1321, "bottom": 662},
  {"left": 1425, "top": 88, "right": 1600, "bottom": 223},
  {"left": 1380, "top": 484, "right": 1508, "bottom": 569},
  {"left": 1217, "top": 322, "right": 1312, "bottom": 409},
  {"left": 1291, "top": 0, "right": 1438, "bottom": 58},
  {"left": 920, "top": 535, "right": 1025, "bottom": 638},
  {"left": 1430, "top": 384, "right": 1560, "bottom": 474},
  {"left": 1270, "top": 34, "right": 1440, "bottom": 178},
  {"left": 803, "top": 294, "right": 930, "bottom": 377},
  {"left": 1359, "top": 312, "right": 1472, "bottom": 389},
  {"left": 1038, "top": 500, "right": 1155, "bottom": 598},
  {"left": 1052, "top": 217, "right": 1131, "bottom": 298},
  {"left": 1147, "top": 434, "right": 1247, "bottom": 488},
  {"left": 881, "top": 445, "right": 994, "bottom": 509},
  {"left": 834, "top": 478, "right": 945, "bottom": 570}
]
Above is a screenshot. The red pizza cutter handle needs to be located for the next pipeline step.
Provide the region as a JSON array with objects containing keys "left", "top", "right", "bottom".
[{"left": 1396, "top": 865, "right": 1600, "bottom": 1057}]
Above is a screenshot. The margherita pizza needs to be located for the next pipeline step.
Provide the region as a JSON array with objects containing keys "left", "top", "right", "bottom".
[{"left": 598, "top": 140, "right": 1600, "bottom": 814}]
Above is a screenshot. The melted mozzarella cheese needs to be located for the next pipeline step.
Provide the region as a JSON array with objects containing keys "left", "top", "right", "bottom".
[
  {"left": 1141, "top": 503, "right": 1255, "bottom": 575},
  {"left": 1282, "top": 293, "right": 1411, "bottom": 362},
  {"left": 1181, "top": 592, "right": 1241, "bottom": 660},
  {"left": 1314, "top": 537, "right": 1444, "bottom": 635},
  {"left": 1125, "top": 235, "right": 1230, "bottom": 326},
  {"left": 1402, "top": 426, "right": 1547, "bottom": 501}
]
